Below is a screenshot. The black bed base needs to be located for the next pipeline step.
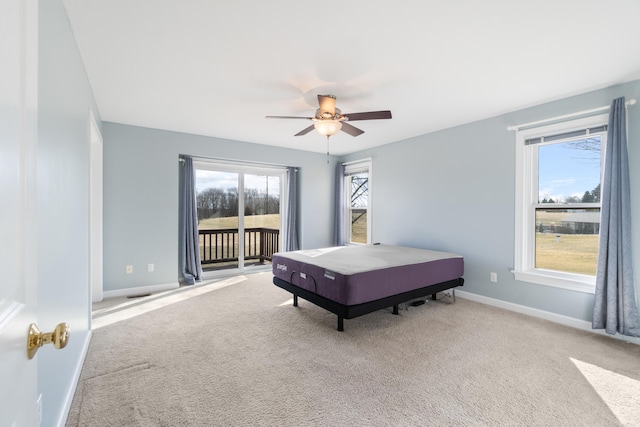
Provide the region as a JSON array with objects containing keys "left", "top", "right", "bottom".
[{"left": 272, "top": 276, "right": 464, "bottom": 331}]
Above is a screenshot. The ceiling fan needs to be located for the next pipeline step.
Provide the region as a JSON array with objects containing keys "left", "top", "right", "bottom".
[{"left": 266, "top": 94, "right": 392, "bottom": 139}]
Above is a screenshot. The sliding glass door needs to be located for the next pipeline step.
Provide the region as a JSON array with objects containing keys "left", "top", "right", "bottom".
[
  {"left": 194, "top": 160, "right": 285, "bottom": 275},
  {"left": 195, "top": 169, "right": 241, "bottom": 271},
  {"left": 244, "top": 173, "right": 281, "bottom": 268}
]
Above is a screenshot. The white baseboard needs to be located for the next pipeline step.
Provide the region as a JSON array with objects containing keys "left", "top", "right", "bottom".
[
  {"left": 57, "top": 329, "right": 92, "bottom": 427},
  {"left": 456, "top": 290, "right": 640, "bottom": 346},
  {"left": 102, "top": 282, "right": 180, "bottom": 300}
]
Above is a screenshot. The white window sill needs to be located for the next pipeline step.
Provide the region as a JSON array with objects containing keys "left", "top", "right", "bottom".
[{"left": 512, "top": 269, "right": 595, "bottom": 294}]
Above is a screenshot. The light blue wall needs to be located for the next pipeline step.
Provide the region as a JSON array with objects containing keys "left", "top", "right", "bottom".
[
  {"left": 102, "top": 123, "right": 336, "bottom": 292},
  {"left": 38, "top": 0, "right": 99, "bottom": 425},
  {"left": 340, "top": 80, "right": 640, "bottom": 323}
]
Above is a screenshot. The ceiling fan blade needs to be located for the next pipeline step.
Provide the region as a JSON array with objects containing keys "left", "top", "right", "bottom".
[
  {"left": 266, "top": 115, "right": 313, "bottom": 120},
  {"left": 341, "top": 122, "right": 364, "bottom": 137},
  {"left": 294, "top": 124, "right": 315, "bottom": 136},
  {"left": 343, "top": 110, "right": 392, "bottom": 121},
  {"left": 317, "top": 95, "right": 336, "bottom": 116}
]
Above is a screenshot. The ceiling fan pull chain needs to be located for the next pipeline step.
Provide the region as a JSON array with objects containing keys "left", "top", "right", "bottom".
[{"left": 326, "top": 136, "right": 330, "bottom": 164}]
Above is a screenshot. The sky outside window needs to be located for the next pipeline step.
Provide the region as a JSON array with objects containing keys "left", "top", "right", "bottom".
[
  {"left": 196, "top": 170, "right": 280, "bottom": 197},
  {"left": 538, "top": 137, "right": 601, "bottom": 203}
]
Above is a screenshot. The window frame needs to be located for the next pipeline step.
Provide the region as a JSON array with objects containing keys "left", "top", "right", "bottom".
[
  {"left": 343, "top": 159, "right": 372, "bottom": 245},
  {"left": 513, "top": 114, "right": 607, "bottom": 293}
]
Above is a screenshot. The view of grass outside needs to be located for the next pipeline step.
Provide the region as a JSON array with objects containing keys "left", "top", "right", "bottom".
[
  {"left": 198, "top": 213, "right": 280, "bottom": 231},
  {"left": 535, "top": 233, "right": 598, "bottom": 276},
  {"left": 535, "top": 210, "right": 598, "bottom": 275}
]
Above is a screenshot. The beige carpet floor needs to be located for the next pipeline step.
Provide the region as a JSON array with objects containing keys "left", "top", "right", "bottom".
[{"left": 66, "top": 272, "right": 640, "bottom": 426}]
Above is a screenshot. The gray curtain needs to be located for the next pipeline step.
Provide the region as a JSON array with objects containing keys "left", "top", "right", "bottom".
[
  {"left": 283, "top": 167, "right": 299, "bottom": 252},
  {"left": 592, "top": 97, "right": 640, "bottom": 337},
  {"left": 181, "top": 156, "right": 202, "bottom": 285},
  {"left": 334, "top": 163, "right": 345, "bottom": 246}
]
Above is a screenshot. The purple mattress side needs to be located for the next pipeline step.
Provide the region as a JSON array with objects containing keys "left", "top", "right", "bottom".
[{"left": 272, "top": 254, "right": 463, "bottom": 306}]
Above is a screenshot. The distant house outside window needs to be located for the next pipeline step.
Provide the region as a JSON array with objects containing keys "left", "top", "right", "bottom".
[{"left": 513, "top": 114, "right": 607, "bottom": 292}]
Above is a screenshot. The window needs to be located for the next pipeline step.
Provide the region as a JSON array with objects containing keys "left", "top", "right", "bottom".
[
  {"left": 193, "top": 159, "right": 286, "bottom": 275},
  {"left": 513, "top": 114, "right": 607, "bottom": 292},
  {"left": 344, "top": 159, "right": 372, "bottom": 244}
]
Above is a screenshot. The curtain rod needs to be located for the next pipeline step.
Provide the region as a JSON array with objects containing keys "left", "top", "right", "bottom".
[
  {"left": 507, "top": 98, "right": 636, "bottom": 132},
  {"left": 178, "top": 155, "right": 294, "bottom": 170},
  {"left": 342, "top": 157, "right": 372, "bottom": 166}
]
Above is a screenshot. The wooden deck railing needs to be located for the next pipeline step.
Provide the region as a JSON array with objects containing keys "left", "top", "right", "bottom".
[{"left": 199, "top": 227, "right": 280, "bottom": 266}]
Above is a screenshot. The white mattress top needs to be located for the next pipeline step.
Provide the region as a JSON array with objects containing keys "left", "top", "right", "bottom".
[{"left": 275, "top": 244, "right": 462, "bottom": 276}]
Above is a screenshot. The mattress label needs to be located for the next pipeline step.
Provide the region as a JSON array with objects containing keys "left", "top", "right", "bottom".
[
  {"left": 276, "top": 263, "right": 287, "bottom": 272},
  {"left": 300, "top": 272, "right": 306, "bottom": 279},
  {"left": 324, "top": 270, "right": 335, "bottom": 280}
]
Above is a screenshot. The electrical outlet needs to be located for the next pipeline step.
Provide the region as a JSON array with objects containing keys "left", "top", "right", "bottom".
[
  {"left": 148, "top": 263, "right": 154, "bottom": 272},
  {"left": 126, "top": 265, "right": 133, "bottom": 274},
  {"left": 490, "top": 272, "right": 498, "bottom": 283}
]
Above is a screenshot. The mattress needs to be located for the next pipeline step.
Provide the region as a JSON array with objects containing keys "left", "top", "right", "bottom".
[{"left": 271, "top": 244, "right": 464, "bottom": 306}]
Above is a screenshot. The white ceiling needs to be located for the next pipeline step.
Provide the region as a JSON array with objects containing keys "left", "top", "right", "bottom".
[{"left": 62, "top": 0, "right": 640, "bottom": 156}]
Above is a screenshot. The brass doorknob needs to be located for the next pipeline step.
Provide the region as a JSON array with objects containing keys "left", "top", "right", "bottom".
[{"left": 27, "top": 323, "right": 69, "bottom": 359}]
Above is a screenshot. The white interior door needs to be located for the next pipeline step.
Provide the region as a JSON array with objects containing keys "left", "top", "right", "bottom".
[{"left": 0, "top": 0, "right": 40, "bottom": 425}]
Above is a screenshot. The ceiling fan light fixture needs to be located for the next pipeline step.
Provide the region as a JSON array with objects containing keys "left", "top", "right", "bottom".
[
  {"left": 266, "top": 94, "right": 391, "bottom": 139},
  {"left": 314, "top": 119, "right": 342, "bottom": 137}
]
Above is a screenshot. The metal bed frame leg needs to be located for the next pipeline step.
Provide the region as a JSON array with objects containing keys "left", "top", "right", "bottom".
[
  {"left": 293, "top": 294, "right": 298, "bottom": 307},
  {"left": 337, "top": 316, "right": 344, "bottom": 332},
  {"left": 392, "top": 304, "right": 399, "bottom": 315},
  {"left": 430, "top": 289, "right": 457, "bottom": 303}
]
